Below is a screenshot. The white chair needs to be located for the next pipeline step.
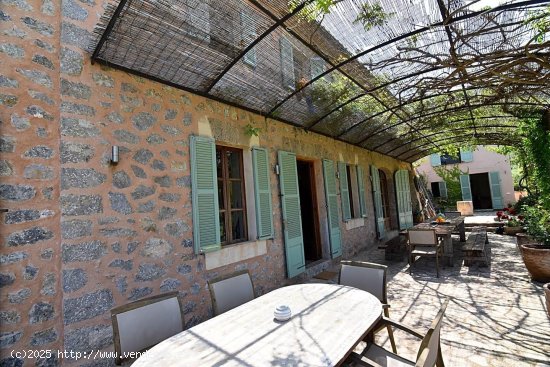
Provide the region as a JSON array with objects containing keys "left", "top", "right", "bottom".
[
  {"left": 208, "top": 270, "right": 255, "bottom": 315},
  {"left": 407, "top": 228, "right": 443, "bottom": 278},
  {"left": 111, "top": 291, "right": 184, "bottom": 365},
  {"left": 339, "top": 261, "right": 397, "bottom": 353},
  {"left": 349, "top": 298, "right": 449, "bottom": 367}
]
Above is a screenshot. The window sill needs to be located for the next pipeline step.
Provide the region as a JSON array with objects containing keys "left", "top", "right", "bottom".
[
  {"left": 345, "top": 218, "right": 365, "bottom": 230},
  {"left": 204, "top": 239, "right": 268, "bottom": 270}
]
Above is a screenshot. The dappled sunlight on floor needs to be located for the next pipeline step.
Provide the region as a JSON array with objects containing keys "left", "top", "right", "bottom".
[{"left": 329, "top": 232, "right": 550, "bottom": 367}]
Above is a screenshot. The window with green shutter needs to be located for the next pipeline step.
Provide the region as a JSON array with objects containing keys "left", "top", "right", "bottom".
[
  {"left": 240, "top": 10, "right": 257, "bottom": 67},
  {"left": 310, "top": 56, "right": 324, "bottom": 79},
  {"left": 278, "top": 151, "right": 305, "bottom": 278},
  {"left": 252, "top": 147, "right": 273, "bottom": 239},
  {"left": 371, "top": 165, "right": 385, "bottom": 239},
  {"left": 190, "top": 136, "right": 221, "bottom": 253},
  {"left": 489, "top": 171, "right": 504, "bottom": 209},
  {"left": 430, "top": 154, "right": 441, "bottom": 167},
  {"left": 460, "top": 149, "right": 474, "bottom": 163},
  {"left": 356, "top": 166, "right": 367, "bottom": 217},
  {"left": 338, "top": 162, "right": 351, "bottom": 221},
  {"left": 216, "top": 146, "right": 248, "bottom": 245},
  {"left": 280, "top": 37, "right": 295, "bottom": 90},
  {"left": 323, "top": 159, "right": 342, "bottom": 258},
  {"left": 460, "top": 174, "right": 472, "bottom": 201},
  {"left": 395, "top": 170, "right": 413, "bottom": 230}
]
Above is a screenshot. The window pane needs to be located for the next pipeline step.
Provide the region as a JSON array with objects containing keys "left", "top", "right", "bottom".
[
  {"left": 346, "top": 165, "right": 355, "bottom": 216},
  {"left": 219, "top": 212, "right": 226, "bottom": 243},
  {"left": 231, "top": 211, "right": 245, "bottom": 241},
  {"left": 227, "top": 150, "right": 241, "bottom": 179},
  {"left": 218, "top": 179, "right": 225, "bottom": 209},
  {"left": 216, "top": 148, "right": 222, "bottom": 178},
  {"left": 230, "top": 180, "right": 243, "bottom": 209}
]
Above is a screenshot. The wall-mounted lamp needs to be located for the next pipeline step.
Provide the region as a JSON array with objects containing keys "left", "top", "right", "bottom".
[{"left": 111, "top": 145, "right": 119, "bottom": 165}]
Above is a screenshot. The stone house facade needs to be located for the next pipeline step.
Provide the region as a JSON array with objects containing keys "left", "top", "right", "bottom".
[{"left": 0, "top": 1, "right": 416, "bottom": 366}]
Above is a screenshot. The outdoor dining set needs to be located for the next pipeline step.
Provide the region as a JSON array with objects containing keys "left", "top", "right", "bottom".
[{"left": 106, "top": 212, "right": 489, "bottom": 366}]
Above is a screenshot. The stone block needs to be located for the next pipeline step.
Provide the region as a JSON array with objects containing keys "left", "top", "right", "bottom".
[{"left": 63, "top": 289, "right": 113, "bottom": 325}]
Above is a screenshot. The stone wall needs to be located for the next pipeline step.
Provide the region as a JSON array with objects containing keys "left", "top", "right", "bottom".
[
  {"left": 1, "top": 0, "right": 63, "bottom": 366},
  {"left": 1, "top": 1, "right": 412, "bottom": 366}
]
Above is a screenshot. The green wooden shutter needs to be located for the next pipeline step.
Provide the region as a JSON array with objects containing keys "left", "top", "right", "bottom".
[
  {"left": 240, "top": 11, "right": 257, "bottom": 66},
  {"left": 460, "top": 174, "right": 472, "bottom": 201},
  {"left": 356, "top": 166, "right": 367, "bottom": 218},
  {"left": 278, "top": 151, "right": 305, "bottom": 278},
  {"left": 280, "top": 37, "right": 295, "bottom": 90},
  {"left": 438, "top": 181, "right": 448, "bottom": 198},
  {"left": 190, "top": 136, "right": 220, "bottom": 253},
  {"left": 370, "top": 165, "right": 385, "bottom": 239},
  {"left": 489, "top": 171, "right": 504, "bottom": 209},
  {"left": 430, "top": 154, "right": 441, "bottom": 167},
  {"left": 338, "top": 162, "right": 351, "bottom": 221},
  {"left": 323, "top": 159, "right": 342, "bottom": 258},
  {"left": 395, "top": 170, "right": 413, "bottom": 230},
  {"left": 310, "top": 56, "right": 324, "bottom": 79},
  {"left": 460, "top": 149, "right": 473, "bottom": 163},
  {"left": 252, "top": 147, "right": 273, "bottom": 239}
]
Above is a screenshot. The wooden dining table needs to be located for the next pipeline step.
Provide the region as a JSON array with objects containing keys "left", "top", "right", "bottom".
[
  {"left": 132, "top": 283, "right": 382, "bottom": 367},
  {"left": 413, "top": 216, "right": 466, "bottom": 266}
]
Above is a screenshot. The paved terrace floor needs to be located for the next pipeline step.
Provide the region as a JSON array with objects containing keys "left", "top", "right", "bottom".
[{"left": 316, "top": 230, "right": 550, "bottom": 366}]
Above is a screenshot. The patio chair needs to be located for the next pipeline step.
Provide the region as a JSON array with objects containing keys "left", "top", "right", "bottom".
[
  {"left": 348, "top": 298, "right": 449, "bottom": 367},
  {"left": 339, "top": 261, "right": 397, "bottom": 353},
  {"left": 111, "top": 291, "right": 184, "bottom": 365},
  {"left": 443, "top": 211, "right": 461, "bottom": 219},
  {"left": 208, "top": 270, "right": 255, "bottom": 315},
  {"left": 407, "top": 228, "right": 443, "bottom": 277}
]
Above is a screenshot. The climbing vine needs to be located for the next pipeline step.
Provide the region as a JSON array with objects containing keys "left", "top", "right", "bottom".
[{"left": 433, "top": 165, "right": 466, "bottom": 210}]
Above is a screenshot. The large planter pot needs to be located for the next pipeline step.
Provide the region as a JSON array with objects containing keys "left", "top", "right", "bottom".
[
  {"left": 520, "top": 244, "right": 550, "bottom": 282},
  {"left": 504, "top": 226, "right": 523, "bottom": 236},
  {"left": 544, "top": 283, "right": 550, "bottom": 317},
  {"left": 516, "top": 233, "right": 537, "bottom": 247}
]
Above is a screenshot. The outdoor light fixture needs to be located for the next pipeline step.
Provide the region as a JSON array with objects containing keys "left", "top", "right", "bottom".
[{"left": 111, "top": 145, "right": 119, "bottom": 165}]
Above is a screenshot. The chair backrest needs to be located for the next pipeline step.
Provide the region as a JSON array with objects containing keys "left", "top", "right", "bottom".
[
  {"left": 338, "top": 260, "right": 387, "bottom": 303},
  {"left": 208, "top": 270, "right": 255, "bottom": 315},
  {"left": 444, "top": 211, "right": 461, "bottom": 219},
  {"left": 111, "top": 291, "right": 184, "bottom": 365},
  {"left": 416, "top": 298, "right": 449, "bottom": 367},
  {"left": 408, "top": 228, "right": 438, "bottom": 246}
]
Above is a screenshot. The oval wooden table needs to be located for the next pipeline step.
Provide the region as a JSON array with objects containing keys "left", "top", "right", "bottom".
[{"left": 133, "top": 283, "right": 382, "bottom": 367}]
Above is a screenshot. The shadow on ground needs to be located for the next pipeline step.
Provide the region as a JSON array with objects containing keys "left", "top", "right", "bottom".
[{"left": 315, "top": 231, "right": 550, "bottom": 367}]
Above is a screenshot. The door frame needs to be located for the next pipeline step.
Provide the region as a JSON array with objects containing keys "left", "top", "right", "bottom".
[{"left": 296, "top": 158, "right": 322, "bottom": 262}]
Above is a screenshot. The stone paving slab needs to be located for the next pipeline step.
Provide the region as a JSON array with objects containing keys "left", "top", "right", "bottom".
[{"left": 322, "top": 232, "right": 550, "bottom": 366}]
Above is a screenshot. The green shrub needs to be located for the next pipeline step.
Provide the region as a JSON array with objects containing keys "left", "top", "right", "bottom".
[{"left": 522, "top": 204, "right": 550, "bottom": 245}]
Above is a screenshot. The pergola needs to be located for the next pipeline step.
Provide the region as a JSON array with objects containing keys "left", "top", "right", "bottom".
[{"left": 91, "top": 0, "right": 550, "bottom": 162}]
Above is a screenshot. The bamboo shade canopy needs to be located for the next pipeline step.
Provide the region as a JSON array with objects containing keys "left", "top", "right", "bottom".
[{"left": 91, "top": 0, "right": 550, "bottom": 162}]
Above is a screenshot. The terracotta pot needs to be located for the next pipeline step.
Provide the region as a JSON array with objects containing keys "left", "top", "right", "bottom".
[
  {"left": 516, "top": 233, "right": 537, "bottom": 247},
  {"left": 544, "top": 283, "right": 550, "bottom": 317},
  {"left": 520, "top": 244, "right": 550, "bottom": 282},
  {"left": 504, "top": 226, "right": 523, "bottom": 236}
]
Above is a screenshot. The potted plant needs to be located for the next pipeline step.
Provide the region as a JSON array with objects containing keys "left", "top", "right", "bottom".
[
  {"left": 519, "top": 205, "right": 550, "bottom": 282},
  {"left": 504, "top": 216, "right": 523, "bottom": 236}
]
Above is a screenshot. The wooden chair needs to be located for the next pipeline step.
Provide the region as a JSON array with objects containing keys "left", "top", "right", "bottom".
[
  {"left": 349, "top": 298, "right": 449, "bottom": 367},
  {"left": 111, "top": 291, "right": 184, "bottom": 365},
  {"left": 208, "top": 270, "right": 255, "bottom": 315},
  {"left": 407, "top": 228, "right": 443, "bottom": 278},
  {"left": 339, "top": 261, "right": 397, "bottom": 353}
]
